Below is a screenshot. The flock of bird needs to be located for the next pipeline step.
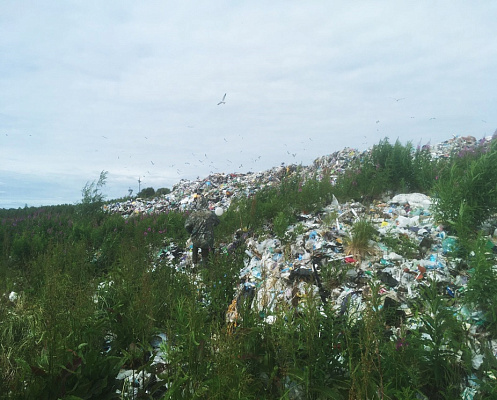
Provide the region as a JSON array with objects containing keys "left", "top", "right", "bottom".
[{"left": 5, "top": 93, "right": 489, "bottom": 195}]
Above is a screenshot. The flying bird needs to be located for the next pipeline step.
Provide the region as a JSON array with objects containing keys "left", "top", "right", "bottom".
[
  {"left": 217, "top": 93, "right": 226, "bottom": 105},
  {"left": 391, "top": 97, "right": 406, "bottom": 102}
]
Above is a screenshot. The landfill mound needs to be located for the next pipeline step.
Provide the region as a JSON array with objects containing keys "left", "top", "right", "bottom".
[
  {"left": 104, "top": 134, "right": 490, "bottom": 217},
  {"left": 104, "top": 134, "right": 497, "bottom": 399}
]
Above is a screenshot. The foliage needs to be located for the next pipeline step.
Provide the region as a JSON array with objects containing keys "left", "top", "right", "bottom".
[
  {"left": 381, "top": 230, "right": 420, "bottom": 259},
  {"left": 78, "top": 170, "right": 108, "bottom": 220},
  {"left": 344, "top": 218, "right": 377, "bottom": 259},
  {"left": 334, "top": 138, "right": 440, "bottom": 202},
  {"left": 156, "top": 187, "right": 171, "bottom": 196},
  {"left": 415, "top": 280, "right": 470, "bottom": 398},
  {"left": 137, "top": 186, "right": 155, "bottom": 198},
  {"left": 432, "top": 138, "right": 497, "bottom": 246},
  {"left": 462, "top": 235, "right": 497, "bottom": 334}
]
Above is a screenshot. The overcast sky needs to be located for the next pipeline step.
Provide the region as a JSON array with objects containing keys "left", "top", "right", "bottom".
[{"left": 1, "top": 1, "right": 496, "bottom": 209}]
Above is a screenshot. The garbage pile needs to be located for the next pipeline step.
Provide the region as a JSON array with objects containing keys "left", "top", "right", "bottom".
[
  {"left": 225, "top": 191, "right": 488, "bottom": 324},
  {"left": 110, "top": 187, "right": 497, "bottom": 398},
  {"left": 106, "top": 134, "right": 497, "bottom": 398},
  {"left": 220, "top": 191, "right": 495, "bottom": 400},
  {"left": 104, "top": 134, "right": 495, "bottom": 219}
]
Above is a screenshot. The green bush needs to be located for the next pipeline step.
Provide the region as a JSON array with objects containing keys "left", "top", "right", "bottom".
[
  {"left": 137, "top": 186, "right": 155, "bottom": 198},
  {"left": 77, "top": 170, "right": 108, "bottom": 220},
  {"left": 432, "top": 138, "right": 497, "bottom": 245},
  {"left": 463, "top": 235, "right": 497, "bottom": 334},
  {"left": 334, "top": 138, "right": 440, "bottom": 202},
  {"left": 156, "top": 187, "right": 171, "bottom": 196}
]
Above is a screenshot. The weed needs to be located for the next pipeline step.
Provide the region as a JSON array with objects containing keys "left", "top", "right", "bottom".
[
  {"left": 432, "top": 137, "right": 497, "bottom": 246},
  {"left": 344, "top": 218, "right": 377, "bottom": 260},
  {"left": 381, "top": 231, "right": 419, "bottom": 259}
]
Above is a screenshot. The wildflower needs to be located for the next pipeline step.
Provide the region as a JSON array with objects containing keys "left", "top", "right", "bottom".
[{"left": 395, "top": 337, "right": 408, "bottom": 350}]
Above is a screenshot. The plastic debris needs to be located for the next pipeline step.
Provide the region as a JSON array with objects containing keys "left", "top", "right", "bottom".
[{"left": 100, "top": 134, "right": 497, "bottom": 398}]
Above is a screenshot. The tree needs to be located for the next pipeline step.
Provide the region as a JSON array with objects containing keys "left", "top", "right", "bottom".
[
  {"left": 137, "top": 187, "right": 155, "bottom": 198},
  {"left": 78, "top": 170, "right": 108, "bottom": 218},
  {"left": 156, "top": 187, "right": 171, "bottom": 196}
]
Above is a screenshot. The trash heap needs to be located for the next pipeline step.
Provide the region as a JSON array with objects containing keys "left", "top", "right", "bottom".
[
  {"left": 224, "top": 192, "right": 482, "bottom": 324},
  {"left": 105, "top": 134, "right": 497, "bottom": 399},
  {"left": 219, "top": 191, "right": 495, "bottom": 400},
  {"left": 104, "top": 134, "right": 494, "bottom": 218},
  {"left": 110, "top": 188, "right": 497, "bottom": 398}
]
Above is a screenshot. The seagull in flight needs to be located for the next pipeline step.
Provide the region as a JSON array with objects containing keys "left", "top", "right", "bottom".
[
  {"left": 217, "top": 93, "right": 226, "bottom": 105},
  {"left": 391, "top": 97, "right": 406, "bottom": 102}
]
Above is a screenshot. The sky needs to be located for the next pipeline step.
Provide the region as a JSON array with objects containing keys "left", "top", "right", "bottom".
[{"left": 1, "top": 1, "right": 496, "bottom": 209}]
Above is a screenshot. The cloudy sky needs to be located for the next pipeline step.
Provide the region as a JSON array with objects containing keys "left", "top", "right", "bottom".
[{"left": 1, "top": 1, "right": 496, "bottom": 209}]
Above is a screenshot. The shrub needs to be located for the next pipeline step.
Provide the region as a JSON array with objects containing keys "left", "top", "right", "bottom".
[
  {"left": 432, "top": 137, "right": 497, "bottom": 245},
  {"left": 78, "top": 170, "right": 108, "bottom": 219},
  {"left": 462, "top": 235, "right": 497, "bottom": 334},
  {"left": 334, "top": 138, "right": 439, "bottom": 202},
  {"left": 156, "top": 187, "right": 171, "bottom": 196},
  {"left": 137, "top": 186, "right": 155, "bottom": 198}
]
